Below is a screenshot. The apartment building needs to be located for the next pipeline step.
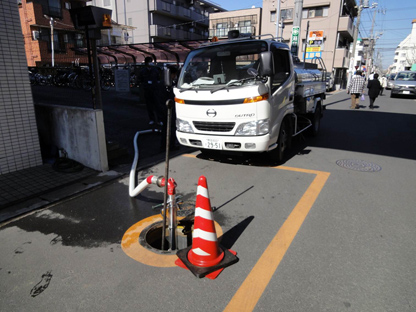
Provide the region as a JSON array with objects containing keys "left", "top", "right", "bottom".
[
  {"left": 89, "top": 0, "right": 225, "bottom": 43},
  {"left": 389, "top": 19, "right": 416, "bottom": 74},
  {"left": 1, "top": 0, "right": 42, "bottom": 174},
  {"left": 261, "top": 0, "right": 357, "bottom": 87},
  {"left": 18, "top": 0, "right": 90, "bottom": 67},
  {"left": 208, "top": 7, "right": 262, "bottom": 39}
]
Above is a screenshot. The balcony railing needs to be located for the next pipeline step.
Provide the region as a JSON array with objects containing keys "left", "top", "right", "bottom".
[
  {"left": 150, "top": 24, "right": 208, "bottom": 41},
  {"left": 149, "top": 0, "right": 208, "bottom": 25},
  {"left": 338, "top": 16, "right": 353, "bottom": 39},
  {"left": 334, "top": 47, "right": 350, "bottom": 68}
]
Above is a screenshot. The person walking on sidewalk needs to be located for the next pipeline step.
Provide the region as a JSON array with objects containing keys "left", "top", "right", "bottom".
[
  {"left": 367, "top": 73, "right": 382, "bottom": 109},
  {"left": 347, "top": 70, "right": 366, "bottom": 109},
  {"left": 379, "top": 75, "right": 387, "bottom": 95},
  {"left": 139, "top": 57, "right": 162, "bottom": 126}
]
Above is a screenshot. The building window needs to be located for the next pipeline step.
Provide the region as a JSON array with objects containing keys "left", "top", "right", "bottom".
[
  {"left": 64, "top": 2, "right": 71, "bottom": 10},
  {"left": 270, "top": 11, "right": 276, "bottom": 22},
  {"left": 44, "top": 0, "right": 62, "bottom": 18},
  {"left": 74, "top": 33, "right": 83, "bottom": 48},
  {"left": 104, "top": 0, "right": 111, "bottom": 6},
  {"left": 271, "top": 9, "right": 292, "bottom": 22},
  {"left": 128, "top": 18, "right": 133, "bottom": 26},
  {"left": 302, "top": 6, "right": 329, "bottom": 19},
  {"left": 281, "top": 8, "right": 293, "bottom": 20}
]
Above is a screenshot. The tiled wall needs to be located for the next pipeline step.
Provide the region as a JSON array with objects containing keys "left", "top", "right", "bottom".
[{"left": 0, "top": 0, "right": 42, "bottom": 174}]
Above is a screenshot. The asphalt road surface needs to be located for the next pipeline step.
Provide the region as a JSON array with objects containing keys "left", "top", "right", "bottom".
[{"left": 1, "top": 89, "right": 415, "bottom": 311}]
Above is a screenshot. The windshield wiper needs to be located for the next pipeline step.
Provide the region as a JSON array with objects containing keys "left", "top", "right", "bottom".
[
  {"left": 179, "top": 85, "right": 200, "bottom": 93},
  {"left": 210, "top": 77, "right": 256, "bottom": 94}
]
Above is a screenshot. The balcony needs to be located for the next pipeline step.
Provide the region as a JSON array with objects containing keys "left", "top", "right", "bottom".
[
  {"left": 334, "top": 47, "right": 350, "bottom": 68},
  {"left": 149, "top": 0, "right": 208, "bottom": 25},
  {"left": 150, "top": 24, "right": 207, "bottom": 41},
  {"left": 338, "top": 16, "right": 354, "bottom": 39}
]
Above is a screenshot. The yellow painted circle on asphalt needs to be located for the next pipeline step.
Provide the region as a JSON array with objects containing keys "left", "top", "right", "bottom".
[{"left": 121, "top": 214, "right": 223, "bottom": 267}]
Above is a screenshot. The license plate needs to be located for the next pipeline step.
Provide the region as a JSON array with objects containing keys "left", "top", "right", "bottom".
[
  {"left": 203, "top": 138, "right": 222, "bottom": 150},
  {"left": 403, "top": 91, "right": 410, "bottom": 94}
]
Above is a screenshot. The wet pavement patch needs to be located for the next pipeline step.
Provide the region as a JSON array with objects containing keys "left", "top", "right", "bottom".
[{"left": 336, "top": 159, "right": 382, "bottom": 172}]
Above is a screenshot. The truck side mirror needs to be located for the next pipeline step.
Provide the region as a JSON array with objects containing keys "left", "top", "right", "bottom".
[
  {"left": 258, "top": 51, "right": 274, "bottom": 77},
  {"left": 163, "top": 67, "right": 172, "bottom": 87}
]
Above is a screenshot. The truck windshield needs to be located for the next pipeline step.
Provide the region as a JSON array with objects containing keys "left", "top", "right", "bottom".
[{"left": 178, "top": 41, "right": 268, "bottom": 90}]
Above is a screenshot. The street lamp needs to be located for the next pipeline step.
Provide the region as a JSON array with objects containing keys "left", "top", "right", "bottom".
[{"left": 44, "top": 15, "right": 55, "bottom": 67}]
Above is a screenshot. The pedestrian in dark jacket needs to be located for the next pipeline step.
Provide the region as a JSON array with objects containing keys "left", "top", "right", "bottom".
[
  {"left": 367, "top": 73, "right": 381, "bottom": 109},
  {"left": 139, "top": 57, "right": 162, "bottom": 125}
]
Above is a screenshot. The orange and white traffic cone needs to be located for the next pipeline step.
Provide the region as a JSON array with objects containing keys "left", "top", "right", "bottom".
[{"left": 175, "top": 175, "right": 238, "bottom": 279}]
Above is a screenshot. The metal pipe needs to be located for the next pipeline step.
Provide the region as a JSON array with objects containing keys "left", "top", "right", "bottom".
[
  {"left": 129, "top": 130, "right": 160, "bottom": 197},
  {"left": 50, "top": 17, "right": 54, "bottom": 67},
  {"left": 161, "top": 99, "right": 173, "bottom": 251}
]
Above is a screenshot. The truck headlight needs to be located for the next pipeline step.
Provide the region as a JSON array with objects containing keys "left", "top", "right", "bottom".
[
  {"left": 176, "top": 118, "right": 194, "bottom": 133},
  {"left": 235, "top": 119, "right": 269, "bottom": 136}
]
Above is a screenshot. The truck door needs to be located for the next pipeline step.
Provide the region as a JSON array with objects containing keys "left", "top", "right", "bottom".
[{"left": 269, "top": 45, "right": 294, "bottom": 140}]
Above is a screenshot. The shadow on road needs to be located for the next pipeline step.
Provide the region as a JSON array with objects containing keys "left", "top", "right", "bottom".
[{"left": 311, "top": 106, "right": 416, "bottom": 161}]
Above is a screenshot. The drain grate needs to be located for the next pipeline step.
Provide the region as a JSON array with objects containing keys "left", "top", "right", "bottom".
[{"left": 336, "top": 159, "right": 382, "bottom": 172}]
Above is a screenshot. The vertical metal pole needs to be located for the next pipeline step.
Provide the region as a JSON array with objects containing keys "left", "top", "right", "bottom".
[
  {"left": 168, "top": 192, "right": 177, "bottom": 251},
  {"left": 275, "top": 0, "right": 281, "bottom": 38},
  {"left": 291, "top": 0, "right": 304, "bottom": 57},
  {"left": 50, "top": 17, "right": 54, "bottom": 67},
  {"left": 91, "top": 38, "right": 103, "bottom": 110},
  {"left": 366, "top": 7, "right": 377, "bottom": 80},
  {"left": 303, "top": 21, "right": 309, "bottom": 67},
  {"left": 161, "top": 99, "right": 173, "bottom": 251},
  {"left": 85, "top": 26, "right": 95, "bottom": 109},
  {"left": 348, "top": 0, "right": 363, "bottom": 86}
]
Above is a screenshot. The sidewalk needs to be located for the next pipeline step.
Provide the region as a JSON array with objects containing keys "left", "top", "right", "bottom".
[{"left": 0, "top": 144, "right": 192, "bottom": 224}]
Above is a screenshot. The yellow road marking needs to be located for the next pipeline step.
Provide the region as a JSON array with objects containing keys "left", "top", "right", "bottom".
[{"left": 224, "top": 165, "right": 330, "bottom": 312}]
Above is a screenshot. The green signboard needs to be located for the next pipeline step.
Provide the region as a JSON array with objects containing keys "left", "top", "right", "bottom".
[{"left": 291, "top": 26, "right": 300, "bottom": 55}]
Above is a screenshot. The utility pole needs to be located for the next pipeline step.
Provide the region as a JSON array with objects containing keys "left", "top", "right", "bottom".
[
  {"left": 291, "top": 0, "right": 303, "bottom": 57},
  {"left": 348, "top": 0, "right": 365, "bottom": 86},
  {"left": 275, "top": 0, "right": 281, "bottom": 38},
  {"left": 366, "top": 3, "right": 378, "bottom": 79}
]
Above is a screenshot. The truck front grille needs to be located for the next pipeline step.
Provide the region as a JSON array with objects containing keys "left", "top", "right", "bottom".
[{"left": 193, "top": 121, "right": 235, "bottom": 132}]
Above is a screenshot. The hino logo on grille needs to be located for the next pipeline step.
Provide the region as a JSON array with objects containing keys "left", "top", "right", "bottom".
[{"left": 206, "top": 109, "right": 217, "bottom": 117}]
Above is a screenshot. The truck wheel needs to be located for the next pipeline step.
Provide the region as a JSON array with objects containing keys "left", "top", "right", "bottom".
[
  {"left": 269, "top": 118, "right": 290, "bottom": 163},
  {"left": 309, "top": 104, "right": 321, "bottom": 137}
]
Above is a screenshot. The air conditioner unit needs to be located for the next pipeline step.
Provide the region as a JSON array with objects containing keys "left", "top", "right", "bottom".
[{"left": 32, "top": 30, "right": 40, "bottom": 40}]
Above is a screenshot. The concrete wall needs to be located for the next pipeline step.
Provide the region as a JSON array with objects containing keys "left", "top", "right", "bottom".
[
  {"left": 35, "top": 105, "right": 109, "bottom": 172},
  {"left": 0, "top": 0, "right": 43, "bottom": 175}
]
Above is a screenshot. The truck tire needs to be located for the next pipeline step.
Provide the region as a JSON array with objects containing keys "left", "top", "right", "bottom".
[
  {"left": 269, "top": 118, "right": 291, "bottom": 163},
  {"left": 309, "top": 103, "right": 322, "bottom": 137}
]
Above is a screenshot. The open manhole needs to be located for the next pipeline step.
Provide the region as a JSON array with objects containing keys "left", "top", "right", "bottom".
[
  {"left": 139, "top": 220, "right": 193, "bottom": 255},
  {"left": 336, "top": 159, "right": 382, "bottom": 172}
]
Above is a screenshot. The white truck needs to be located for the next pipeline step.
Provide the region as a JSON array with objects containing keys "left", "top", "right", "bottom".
[{"left": 167, "top": 32, "right": 326, "bottom": 162}]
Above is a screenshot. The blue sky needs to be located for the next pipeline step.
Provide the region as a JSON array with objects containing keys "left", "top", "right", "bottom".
[{"left": 217, "top": 0, "right": 416, "bottom": 70}]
